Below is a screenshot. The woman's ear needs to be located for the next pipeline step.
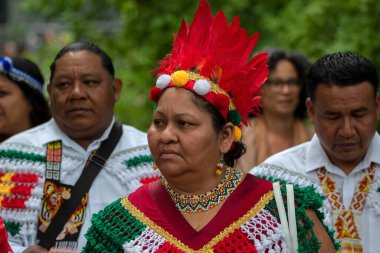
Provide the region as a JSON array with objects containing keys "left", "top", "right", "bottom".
[{"left": 219, "top": 122, "right": 234, "bottom": 154}]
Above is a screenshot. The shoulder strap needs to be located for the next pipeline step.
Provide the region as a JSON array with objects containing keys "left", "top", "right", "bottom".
[
  {"left": 272, "top": 182, "right": 298, "bottom": 253},
  {"left": 38, "top": 122, "right": 123, "bottom": 250}
]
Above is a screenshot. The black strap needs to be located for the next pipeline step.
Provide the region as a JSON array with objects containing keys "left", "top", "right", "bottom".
[{"left": 38, "top": 122, "right": 123, "bottom": 250}]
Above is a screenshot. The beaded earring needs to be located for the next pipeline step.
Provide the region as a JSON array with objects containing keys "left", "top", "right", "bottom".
[
  {"left": 152, "top": 163, "right": 159, "bottom": 170},
  {"left": 216, "top": 160, "right": 224, "bottom": 175}
]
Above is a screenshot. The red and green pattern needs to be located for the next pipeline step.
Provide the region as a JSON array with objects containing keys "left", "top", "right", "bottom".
[{"left": 83, "top": 179, "right": 338, "bottom": 253}]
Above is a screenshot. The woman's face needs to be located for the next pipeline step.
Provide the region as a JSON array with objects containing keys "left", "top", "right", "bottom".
[
  {"left": 261, "top": 59, "right": 301, "bottom": 117},
  {"left": 0, "top": 75, "right": 32, "bottom": 136},
  {"left": 148, "top": 88, "right": 227, "bottom": 179}
]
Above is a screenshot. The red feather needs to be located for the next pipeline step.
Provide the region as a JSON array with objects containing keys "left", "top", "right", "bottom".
[{"left": 154, "top": 0, "right": 268, "bottom": 124}]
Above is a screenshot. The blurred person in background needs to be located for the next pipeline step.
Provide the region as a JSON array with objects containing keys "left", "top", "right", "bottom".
[
  {"left": 0, "top": 56, "right": 51, "bottom": 142},
  {"left": 237, "top": 50, "right": 313, "bottom": 172}
]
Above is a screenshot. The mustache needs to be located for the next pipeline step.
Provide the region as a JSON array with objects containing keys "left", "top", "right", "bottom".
[{"left": 334, "top": 137, "right": 359, "bottom": 144}]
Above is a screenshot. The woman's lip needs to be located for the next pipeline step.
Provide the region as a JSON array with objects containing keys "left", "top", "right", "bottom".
[
  {"left": 159, "top": 150, "right": 180, "bottom": 157},
  {"left": 159, "top": 153, "right": 179, "bottom": 159}
]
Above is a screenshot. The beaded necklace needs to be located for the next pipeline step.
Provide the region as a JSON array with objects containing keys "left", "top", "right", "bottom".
[{"left": 161, "top": 166, "right": 244, "bottom": 213}]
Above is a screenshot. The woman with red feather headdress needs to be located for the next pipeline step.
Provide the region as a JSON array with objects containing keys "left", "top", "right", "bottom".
[
  {"left": 83, "top": 1, "right": 338, "bottom": 252},
  {"left": 0, "top": 216, "right": 13, "bottom": 253}
]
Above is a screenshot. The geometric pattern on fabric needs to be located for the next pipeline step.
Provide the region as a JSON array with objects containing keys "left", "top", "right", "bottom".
[
  {"left": 240, "top": 209, "right": 287, "bottom": 252},
  {"left": 0, "top": 146, "right": 46, "bottom": 247},
  {"left": 118, "top": 191, "right": 274, "bottom": 252},
  {"left": 317, "top": 164, "right": 376, "bottom": 253},
  {"left": 156, "top": 241, "right": 185, "bottom": 252},
  {"left": 212, "top": 228, "right": 258, "bottom": 253},
  {"left": 83, "top": 199, "right": 146, "bottom": 253},
  {"left": 123, "top": 227, "right": 165, "bottom": 252}
]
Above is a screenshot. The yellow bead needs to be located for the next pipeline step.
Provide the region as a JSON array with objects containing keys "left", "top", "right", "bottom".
[
  {"left": 172, "top": 70, "right": 189, "bottom": 86},
  {"left": 233, "top": 126, "right": 242, "bottom": 142}
]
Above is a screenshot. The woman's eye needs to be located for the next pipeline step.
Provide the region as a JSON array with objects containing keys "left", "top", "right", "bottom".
[
  {"left": 153, "top": 119, "right": 163, "bottom": 127},
  {"left": 178, "top": 121, "right": 191, "bottom": 127}
]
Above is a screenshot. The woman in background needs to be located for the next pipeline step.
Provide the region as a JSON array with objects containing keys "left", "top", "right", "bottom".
[
  {"left": 0, "top": 56, "right": 50, "bottom": 142},
  {"left": 237, "top": 50, "right": 313, "bottom": 172}
]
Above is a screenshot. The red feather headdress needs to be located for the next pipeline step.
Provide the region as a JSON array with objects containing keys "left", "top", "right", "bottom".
[{"left": 150, "top": 0, "right": 268, "bottom": 141}]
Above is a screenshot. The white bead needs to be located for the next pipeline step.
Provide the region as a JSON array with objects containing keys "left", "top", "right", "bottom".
[
  {"left": 193, "top": 79, "right": 211, "bottom": 95},
  {"left": 156, "top": 74, "right": 172, "bottom": 89}
]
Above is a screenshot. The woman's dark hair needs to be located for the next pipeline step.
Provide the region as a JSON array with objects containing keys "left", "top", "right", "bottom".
[
  {"left": 307, "top": 52, "right": 378, "bottom": 102},
  {"left": 10, "top": 57, "right": 51, "bottom": 127},
  {"left": 191, "top": 93, "right": 246, "bottom": 167},
  {"left": 267, "top": 49, "right": 312, "bottom": 119},
  {"left": 49, "top": 42, "right": 115, "bottom": 82}
]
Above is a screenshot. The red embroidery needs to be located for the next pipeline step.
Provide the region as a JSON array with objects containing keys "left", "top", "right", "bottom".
[{"left": 317, "top": 164, "right": 375, "bottom": 253}]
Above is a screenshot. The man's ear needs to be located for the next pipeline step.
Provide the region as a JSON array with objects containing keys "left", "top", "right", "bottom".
[
  {"left": 306, "top": 98, "right": 315, "bottom": 124},
  {"left": 113, "top": 78, "right": 123, "bottom": 101},
  {"left": 219, "top": 122, "right": 234, "bottom": 154}
]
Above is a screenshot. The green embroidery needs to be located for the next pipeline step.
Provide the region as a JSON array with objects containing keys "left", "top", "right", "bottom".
[
  {"left": 0, "top": 150, "right": 45, "bottom": 163},
  {"left": 83, "top": 199, "right": 146, "bottom": 253},
  {"left": 124, "top": 155, "right": 153, "bottom": 168},
  {"left": 4, "top": 221, "right": 20, "bottom": 236}
]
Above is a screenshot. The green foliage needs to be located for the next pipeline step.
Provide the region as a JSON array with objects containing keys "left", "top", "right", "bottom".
[{"left": 19, "top": 0, "right": 380, "bottom": 131}]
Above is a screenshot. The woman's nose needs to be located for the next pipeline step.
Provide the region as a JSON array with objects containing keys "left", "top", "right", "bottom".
[{"left": 160, "top": 124, "right": 178, "bottom": 143}]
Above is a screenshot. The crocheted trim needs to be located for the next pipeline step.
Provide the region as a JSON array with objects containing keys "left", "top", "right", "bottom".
[
  {"left": 83, "top": 199, "right": 147, "bottom": 252},
  {"left": 4, "top": 221, "right": 20, "bottom": 236},
  {"left": 105, "top": 146, "right": 159, "bottom": 193},
  {"left": 253, "top": 163, "right": 321, "bottom": 187},
  {"left": 367, "top": 175, "right": 380, "bottom": 216},
  {"left": 120, "top": 190, "right": 273, "bottom": 252},
  {"left": 240, "top": 208, "right": 287, "bottom": 252},
  {"left": 122, "top": 226, "right": 166, "bottom": 252},
  {"left": 0, "top": 150, "right": 45, "bottom": 163},
  {"left": 123, "top": 155, "right": 154, "bottom": 168}
]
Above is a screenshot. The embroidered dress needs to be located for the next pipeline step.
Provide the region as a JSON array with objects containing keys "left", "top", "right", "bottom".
[
  {"left": 83, "top": 175, "right": 336, "bottom": 253},
  {"left": 251, "top": 133, "right": 380, "bottom": 253},
  {"left": 0, "top": 119, "right": 159, "bottom": 253}
]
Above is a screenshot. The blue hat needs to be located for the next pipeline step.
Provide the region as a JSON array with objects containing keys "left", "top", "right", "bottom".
[{"left": 0, "top": 56, "right": 44, "bottom": 95}]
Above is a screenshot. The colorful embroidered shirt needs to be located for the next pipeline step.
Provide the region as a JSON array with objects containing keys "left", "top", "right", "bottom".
[
  {"left": 83, "top": 175, "right": 336, "bottom": 252},
  {"left": 0, "top": 118, "right": 159, "bottom": 253},
  {"left": 252, "top": 133, "right": 380, "bottom": 253}
]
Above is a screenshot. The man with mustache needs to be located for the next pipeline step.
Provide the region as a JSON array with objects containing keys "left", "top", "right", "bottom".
[
  {"left": 251, "top": 52, "right": 380, "bottom": 253},
  {"left": 0, "top": 42, "right": 159, "bottom": 253}
]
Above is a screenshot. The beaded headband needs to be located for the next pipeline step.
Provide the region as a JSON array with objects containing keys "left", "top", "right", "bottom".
[
  {"left": 150, "top": 0, "right": 268, "bottom": 142},
  {"left": 0, "top": 57, "right": 44, "bottom": 94}
]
